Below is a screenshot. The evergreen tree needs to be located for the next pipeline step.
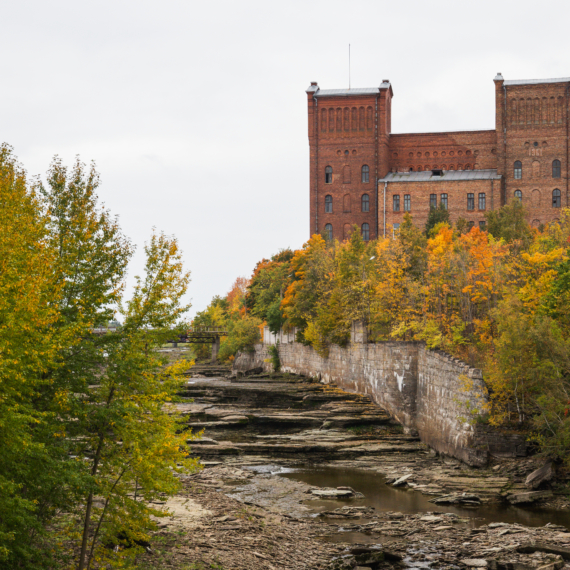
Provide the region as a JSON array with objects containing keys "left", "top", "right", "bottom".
[
  {"left": 425, "top": 203, "right": 450, "bottom": 236},
  {"left": 485, "top": 199, "right": 532, "bottom": 247}
]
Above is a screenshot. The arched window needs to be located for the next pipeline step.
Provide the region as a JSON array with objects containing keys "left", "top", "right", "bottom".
[
  {"left": 366, "top": 106, "right": 373, "bottom": 130},
  {"left": 514, "top": 190, "right": 522, "bottom": 201},
  {"left": 343, "top": 194, "right": 351, "bottom": 213},
  {"left": 324, "top": 223, "right": 333, "bottom": 241},
  {"left": 361, "top": 165, "right": 370, "bottom": 183},
  {"left": 553, "top": 189, "right": 561, "bottom": 208},
  {"left": 343, "top": 223, "right": 352, "bottom": 240},
  {"left": 336, "top": 108, "right": 342, "bottom": 131},
  {"left": 361, "top": 194, "right": 369, "bottom": 212},
  {"left": 359, "top": 107, "right": 365, "bottom": 131},
  {"left": 514, "top": 161, "right": 522, "bottom": 179},
  {"left": 325, "top": 166, "right": 333, "bottom": 184},
  {"left": 362, "top": 223, "right": 370, "bottom": 241},
  {"left": 351, "top": 107, "right": 357, "bottom": 131},
  {"left": 553, "top": 160, "right": 561, "bottom": 178},
  {"left": 325, "top": 195, "right": 333, "bottom": 213},
  {"left": 343, "top": 107, "right": 350, "bottom": 131}
]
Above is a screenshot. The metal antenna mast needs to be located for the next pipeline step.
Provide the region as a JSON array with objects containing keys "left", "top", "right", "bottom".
[{"left": 349, "top": 44, "right": 351, "bottom": 89}]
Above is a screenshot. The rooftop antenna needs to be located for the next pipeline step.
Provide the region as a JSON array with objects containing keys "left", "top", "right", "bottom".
[{"left": 348, "top": 44, "right": 351, "bottom": 89}]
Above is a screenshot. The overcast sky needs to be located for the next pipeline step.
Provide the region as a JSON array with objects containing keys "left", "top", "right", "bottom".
[{"left": 3, "top": 0, "right": 569, "bottom": 316}]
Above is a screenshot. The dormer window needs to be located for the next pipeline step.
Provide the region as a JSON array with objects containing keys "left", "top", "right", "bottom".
[{"left": 431, "top": 169, "right": 443, "bottom": 177}]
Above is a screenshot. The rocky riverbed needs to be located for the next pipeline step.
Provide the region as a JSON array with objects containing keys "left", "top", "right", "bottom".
[{"left": 143, "top": 354, "right": 570, "bottom": 570}]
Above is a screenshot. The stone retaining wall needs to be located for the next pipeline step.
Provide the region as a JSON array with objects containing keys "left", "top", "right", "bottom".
[{"left": 233, "top": 340, "right": 526, "bottom": 466}]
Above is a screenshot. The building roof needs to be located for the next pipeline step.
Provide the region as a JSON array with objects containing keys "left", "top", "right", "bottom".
[
  {"left": 379, "top": 169, "right": 501, "bottom": 183},
  {"left": 306, "top": 82, "right": 391, "bottom": 97},
  {"left": 504, "top": 77, "right": 570, "bottom": 86}
]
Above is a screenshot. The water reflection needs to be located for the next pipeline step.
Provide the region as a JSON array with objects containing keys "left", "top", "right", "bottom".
[{"left": 278, "top": 465, "right": 570, "bottom": 530}]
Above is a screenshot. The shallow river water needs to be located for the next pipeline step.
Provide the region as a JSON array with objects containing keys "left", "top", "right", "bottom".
[{"left": 254, "top": 465, "right": 570, "bottom": 531}]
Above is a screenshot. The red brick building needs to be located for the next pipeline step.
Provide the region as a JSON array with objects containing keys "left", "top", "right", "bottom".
[{"left": 306, "top": 74, "right": 569, "bottom": 240}]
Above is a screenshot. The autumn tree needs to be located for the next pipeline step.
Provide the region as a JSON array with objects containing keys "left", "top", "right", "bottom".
[
  {"left": 73, "top": 231, "right": 197, "bottom": 570},
  {"left": 0, "top": 145, "right": 69, "bottom": 568},
  {"left": 0, "top": 150, "right": 199, "bottom": 568},
  {"left": 281, "top": 234, "right": 334, "bottom": 346},
  {"left": 246, "top": 249, "right": 293, "bottom": 333},
  {"left": 223, "top": 206, "right": 570, "bottom": 464}
]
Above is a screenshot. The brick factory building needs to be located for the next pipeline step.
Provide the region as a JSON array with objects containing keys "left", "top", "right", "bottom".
[{"left": 306, "top": 74, "right": 569, "bottom": 241}]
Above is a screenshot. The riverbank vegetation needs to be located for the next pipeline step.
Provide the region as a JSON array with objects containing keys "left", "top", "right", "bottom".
[
  {"left": 0, "top": 145, "right": 198, "bottom": 568},
  {"left": 201, "top": 202, "right": 570, "bottom": 466}
]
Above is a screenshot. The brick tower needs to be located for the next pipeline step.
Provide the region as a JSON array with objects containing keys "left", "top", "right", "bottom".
[{"left": 307, "top": 75, "right": 570, "bottom": 239}]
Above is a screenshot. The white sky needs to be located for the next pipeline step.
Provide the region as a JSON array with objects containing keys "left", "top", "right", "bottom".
[{"left": 3, "top": 0, "right": 570, "bottom": 316}]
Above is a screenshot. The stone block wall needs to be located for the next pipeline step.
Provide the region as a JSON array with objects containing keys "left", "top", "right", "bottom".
[
  {"left": 415, "top": 349, "right": 489, "bottom": 466},
  {"left": 233, "top": 339, "right": 527, "bottom": 466}
]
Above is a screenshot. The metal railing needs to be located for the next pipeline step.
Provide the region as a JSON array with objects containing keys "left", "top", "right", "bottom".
[{"left": 187, "top": 327, "right": 228, "bottom": 335}]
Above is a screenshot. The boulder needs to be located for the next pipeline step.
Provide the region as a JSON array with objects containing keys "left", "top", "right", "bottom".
[
  {"left": 392, "top": 474, "right": 412, "bottom": 487},
  {"left": 525, "top": 462, "right": 555, "bottom": 489},
  {"left": 517, "top": 542, "right": 570, "bottom": 561}
]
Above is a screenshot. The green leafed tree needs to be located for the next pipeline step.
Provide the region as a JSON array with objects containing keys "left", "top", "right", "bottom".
[
  {"left": 0, "top": 149, "right": 199, "bottom": 569},
  {"left": 0, "top": 145, "right": 70, "bottom": 568},
  {"left": 485, "top": 199, "right": 532, "bottom": 247},
  {"left": 73, "top": 231, "right": 198, "bottom": 570},
  {"left": 425, "top": 202, "right": 450, "bottom": 236}
]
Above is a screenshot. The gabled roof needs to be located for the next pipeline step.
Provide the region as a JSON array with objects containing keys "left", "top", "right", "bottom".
[{"left": 379, "top": 169, "right": 501, "bottom": 183}]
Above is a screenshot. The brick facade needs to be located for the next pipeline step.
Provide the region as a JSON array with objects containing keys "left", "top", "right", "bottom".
[
  {"left": 306, "top": 74, "right": 570, "bottom": 239},
  {"left": 381, "top": 172, "right": 501, "bottom": 235}
]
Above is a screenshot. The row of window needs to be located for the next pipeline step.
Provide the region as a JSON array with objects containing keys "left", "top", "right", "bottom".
[
  {"left": 323, "top": 223, "right": 370, "bottom": 241},
  {"left": 392, "top": 193, "right": 484, "bottom": 212},
  {"left": 325, "top": 160, "right": 563, "bottom": 184},
  {"left": 515, "top": 188, "right": 562, "bottom": 207},
  {"left": 391, "top": 189, "right": 563, "bottom": 212},
  {"left": 391, "top": 221, "right": 487, "bottom": 233},
  {"left": 325, "top": 194, "right": 369, "bottom": 213},
  {"left": 325, "top": 165, "right": 369, "bottom": 184},
  {"left": 514, "top": 159, "right": 561, "bottom": 179}
]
